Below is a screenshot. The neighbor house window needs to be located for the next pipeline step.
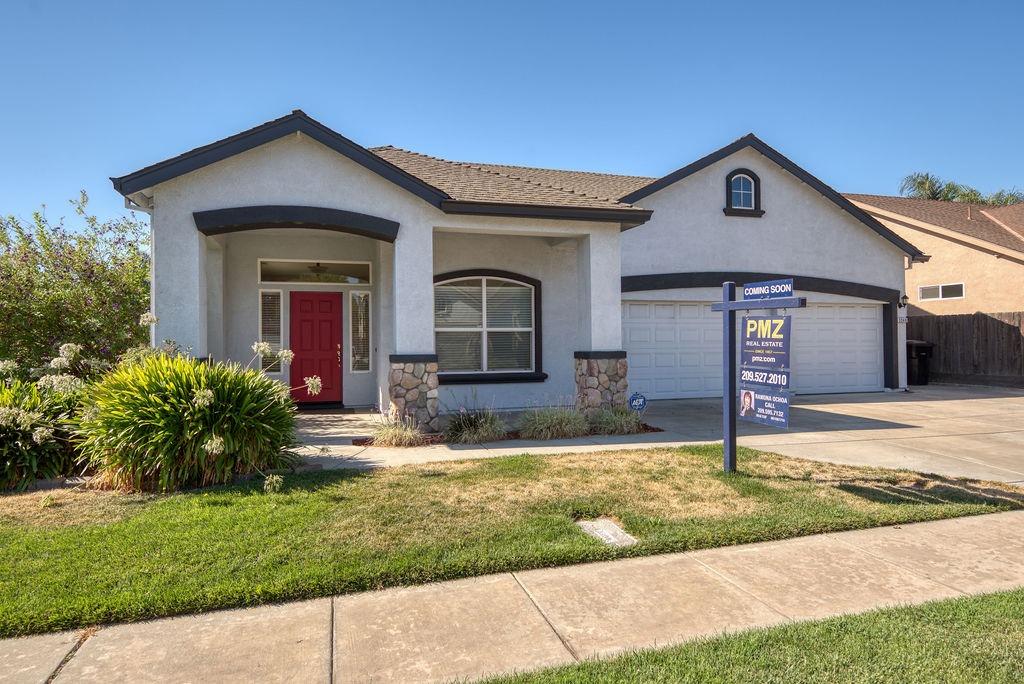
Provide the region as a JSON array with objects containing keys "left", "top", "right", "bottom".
[
  {"left": 350, "top": 291, "right": 371, "bottom": 373},
  {"left": 259, "top": 290, "right": 283, "bottom": 373},
  {"left": 258, "top": 259, "right": 370, "bottom": 285},
  {"left": 434, "top": 275, "right": 536, "bottom": 373},
  {"left": 724, "top": 169, "right": 763, "bottom": 216},
  {"left": 919, "top": 283, "right": 965, "bottom": 301}
]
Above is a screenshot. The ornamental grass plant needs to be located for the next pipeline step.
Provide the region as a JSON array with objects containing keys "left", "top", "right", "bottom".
[
  {"left": 518, "top": 406, "right": 589, "bottom": 440},
  {"left": 75, "top": 354, "right": 299, "bottom": 491}
]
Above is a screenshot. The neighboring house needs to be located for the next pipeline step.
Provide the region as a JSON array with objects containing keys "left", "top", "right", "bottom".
[
  {"left": 847, "top": 195, "right": 1024, "bottom": 316},
  {"left": 110, "top": 110, "right": 925, "bottom": 427}
]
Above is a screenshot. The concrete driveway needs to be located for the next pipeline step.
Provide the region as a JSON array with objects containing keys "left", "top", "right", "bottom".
[{"left": 644, "top": 385, "right": 1024, "bottom": 483}]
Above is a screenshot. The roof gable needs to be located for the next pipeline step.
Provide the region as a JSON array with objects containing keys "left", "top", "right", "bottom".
[
  {"left": 110, "top": 110, "right": 449, "bottom": 206},
  {"left": 621, "top": 134, "right": 926, "bottom": 260}
]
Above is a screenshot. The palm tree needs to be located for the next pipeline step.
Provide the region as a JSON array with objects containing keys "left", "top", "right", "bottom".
[{"left": 899, "top": 172, "right": 1020, "bottom": 205}]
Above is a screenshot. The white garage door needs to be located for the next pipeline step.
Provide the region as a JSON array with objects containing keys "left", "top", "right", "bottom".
[{"left": 623, "top": 300, "right": 883, "bottom": 399}]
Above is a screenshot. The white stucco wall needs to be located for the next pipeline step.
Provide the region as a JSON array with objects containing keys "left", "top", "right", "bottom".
[{"left": 619, "top": 146, "right": 911, "bottom": 389}]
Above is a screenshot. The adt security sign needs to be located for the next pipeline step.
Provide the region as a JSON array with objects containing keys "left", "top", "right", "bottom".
[
  {"left": 628, "top": 392, "right": 647, "bottom": 413},
  {"left": 743, "top": 278, "right": 794, "bottom": 301}
]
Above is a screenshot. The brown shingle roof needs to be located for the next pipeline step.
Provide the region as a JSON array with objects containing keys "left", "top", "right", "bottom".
[
  {"left": 370, "top": 146, "right": 652, "bottom": 211},
  {"left": 845, "top": 193, "right": 1024, "bottom": 254}
]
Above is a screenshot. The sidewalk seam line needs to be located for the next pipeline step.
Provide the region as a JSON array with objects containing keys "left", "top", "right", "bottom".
[
  {"left": 510, "top": 572, "right": 580, "bottom": 663},
  {"left": 689, "top": 557, "right": 795, "bottom": 623},
  {"left": 329, "top": 597, "right": 336, "bottom": 684},
  {"left": 830, "top": 534, "right": 970, "bottom": 596},
  {"left": 45, "top": 627, "right": 96, "bottom": 683}
]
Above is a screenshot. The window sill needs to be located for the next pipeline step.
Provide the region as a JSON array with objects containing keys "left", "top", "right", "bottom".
[
  {"left": 723, "top": 208, "right": 765, "bottom": 217},
  {"left": 438, "top": 371, "right": 549, "bottom": 385}
]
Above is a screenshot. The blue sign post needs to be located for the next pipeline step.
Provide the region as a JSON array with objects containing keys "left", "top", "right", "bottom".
[{"left": 711, "top": 279, "right": 805, "bottom": 473}]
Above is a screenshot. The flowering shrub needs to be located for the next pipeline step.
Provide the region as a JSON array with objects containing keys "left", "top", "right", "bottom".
[
  {"left": 76, "top": 354, "right": 300, "bottom": 491},
  {"left": 0, "top": 194, "right": 149, "bottom": 367},
  {"left": 0, "top": 379, "right": 80, "bottom": 490}
]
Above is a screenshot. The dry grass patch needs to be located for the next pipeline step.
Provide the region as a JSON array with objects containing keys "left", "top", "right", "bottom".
[{"left": 0, "top": 487, "right": 159, "bottom": 527}]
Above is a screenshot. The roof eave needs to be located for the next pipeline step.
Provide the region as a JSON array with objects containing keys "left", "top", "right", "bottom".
[{"left": 439, "top": 199, "right": 652, "bottom": 230}]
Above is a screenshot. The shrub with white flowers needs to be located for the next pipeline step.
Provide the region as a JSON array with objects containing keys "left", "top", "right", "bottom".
[
  {"left": 139, "top": 312, "right": 159, "bottom": 326},
  {"left": 1, "top": 379, "right": 78, "bottom": 490}
]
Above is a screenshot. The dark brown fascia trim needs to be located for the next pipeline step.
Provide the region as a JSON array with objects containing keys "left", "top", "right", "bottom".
[
  {"left": 438, "top": 371, "right": 548, "bottom": 385},
  {"left": 621, "top": 271, "right": 901, "bottom": 390},
  {"left": 434, "top": 269, "right": 544, "bottom": 377},
  {"left": 620, "top": 134, "right": 926, "bottom": 260},
  {"left": 110, "top": 110, "right": 449, "bottom": 208},
  {"left": 722, "top": 208, "right": 766, "bottom": 218},
  {"left": 573, "top": 351, "right": 627, "bottom": 359},
  {"left": 439, "top": 200, "right": 652, "bottom": 230},
  {"left": 389, "top": 354, "right": 438, "bottom": 364},
  {"left": 193, "top": 205, "right": 400, "bottom": 242}
]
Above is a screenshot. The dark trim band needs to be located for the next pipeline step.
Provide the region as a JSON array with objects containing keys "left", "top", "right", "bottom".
[
  {"left": 434, "top": 269, "right": 544, "bottom": 378},
  {"left": 622, "top": 271, "right": 901, "bottom": 390},
  {"left": 573, "top": 350, "right": 627, "bottom": 359},
  {"left": 620, "top": 133, "right": 925, "bottom": 260},
  {"left": 193, "top": 205, "right": 400, "bottom": 242},
  {"left": 389, "top": 354, "right": 438, "bottom": 364},
  {"left": 723, "top": 208, "right": 766, "bottom": 218},
  {"left": 111, "top": 110, "right": 448, "bottom": 206},
  {"left": 439, "top": 371, "right": 548, "bottom": 385},
  {"left": 439, "top": 200, "right": 652, "bottom": 230}
]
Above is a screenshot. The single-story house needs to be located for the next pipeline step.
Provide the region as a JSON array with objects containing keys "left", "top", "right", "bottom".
[
  {"left": 846, "top": 194, "right": 1024, "bottom": 316},
  {"left": 111, "top": 110, "right": 926, "bottom": 429}
]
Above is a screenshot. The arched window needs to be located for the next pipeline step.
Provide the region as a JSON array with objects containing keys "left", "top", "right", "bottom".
[
  {"left": 433, "top": 270, "right": 542, "bottom": 380},
  {"left": 725, "top": 169, "right": 764, "bottom": 216}
]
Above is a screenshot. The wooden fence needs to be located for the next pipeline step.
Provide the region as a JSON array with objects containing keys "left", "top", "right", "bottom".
[{"left": 907, "top": 312, "right": 1024, "bottom": 386}]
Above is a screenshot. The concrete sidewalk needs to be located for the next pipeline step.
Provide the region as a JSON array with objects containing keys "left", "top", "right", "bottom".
[{"left": 4, "top": 511, "right": 1023, "bottom": 684}]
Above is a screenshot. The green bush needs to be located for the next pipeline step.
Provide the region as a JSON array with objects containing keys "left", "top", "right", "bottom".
[
  {"left": 518, "top": 407, "right": 588, "bottom": 440},
  {"left": 586, "top": 406, "right": 645, "bottom": 435},
  {"left": 371, "top": 414, "right": 427, "bottom": 447},
  {"left": 443, "top": 409, "right": 507, "bottom": 444},
  {"left": 75, "top": 354, "right": 298, "bottom": 491},
  {"left": 0, "top": 379, "right": 80, "bottom": 490}
]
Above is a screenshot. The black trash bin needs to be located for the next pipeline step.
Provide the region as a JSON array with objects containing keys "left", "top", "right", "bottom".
[{"left": 907, "top": 340, "right": 935, "bottom": 385}]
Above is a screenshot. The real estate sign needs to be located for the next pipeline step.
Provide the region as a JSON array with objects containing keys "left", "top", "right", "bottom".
[
  {"left": 737, "top": 279, "right": 796, "bottom": 428},
  {"left": 740, "top": 315, "right": 792, "bottom": 368}
]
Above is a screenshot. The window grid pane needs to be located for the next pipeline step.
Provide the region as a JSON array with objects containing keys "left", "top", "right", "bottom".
[
  {"left": 260, "top": 291, "right": 282, "bottom": 372},
  {"left": 350, "top": 292, "right": 371, "bottom": 372},
  {"left": 436, "top": 331, "right": 483, "bottom": 371},
  {"left": 919, "top": 286, "right": 941, "bottom": 300},
  {"left": 435, "top": 280, "right": 483, "bottom": 328},
  {"left": 941, "top": 284, "right": 964, "bottom": 299}
]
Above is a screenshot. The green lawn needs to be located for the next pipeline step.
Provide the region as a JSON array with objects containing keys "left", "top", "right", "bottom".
[
  {"left": 490, "top": 589, "right": 1024, "bottom": 683},
  {"left": 1, "top": 445, "right": 1021, "bottom": 637}
]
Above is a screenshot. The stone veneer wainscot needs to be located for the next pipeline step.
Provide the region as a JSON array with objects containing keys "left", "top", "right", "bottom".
[
  {"left": 574, "top": 352, "right": 629, "bottom": 412},
  {"left": 388, "top": 357, "right": 440, "bottom": 431}
]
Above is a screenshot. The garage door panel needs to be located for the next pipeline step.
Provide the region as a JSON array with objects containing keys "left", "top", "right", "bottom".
[{"left": 623, "top": 300, "right": 883, "bottom": 399}]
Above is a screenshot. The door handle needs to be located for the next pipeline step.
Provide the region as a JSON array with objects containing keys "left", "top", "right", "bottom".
[{"left": 337, "top": 343, "right": 342, "bottom": 367}]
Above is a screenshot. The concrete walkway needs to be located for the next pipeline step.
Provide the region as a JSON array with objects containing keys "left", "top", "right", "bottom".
[
  {"left": 4, "top": 511, "right": 1023, "bottom": 684},
  {"left": 296, "top": 385, "right": 1024, "bottom": 483}
]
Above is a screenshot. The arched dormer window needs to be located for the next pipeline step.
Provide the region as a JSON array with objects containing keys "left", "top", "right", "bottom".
[{"left": 724, "top": 169, "right": 764, "bottom": 217}]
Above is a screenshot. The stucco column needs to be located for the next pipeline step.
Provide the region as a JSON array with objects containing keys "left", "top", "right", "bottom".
[
  {"left": 204, "top": 237, "right": 225, "bottom": 361},
  {"left": 387, "top": 224, "right": 439, "bottom": 431},
  {"left": 151, "top": 192, "right": 208, "bottom": 357},
  {"left": 574, "top": 228, "right": 628, "bottom": 411}
]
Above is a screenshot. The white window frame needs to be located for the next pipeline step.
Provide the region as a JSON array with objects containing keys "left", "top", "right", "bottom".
[
  {"left": 257, "top": 258, "right": 372, "bottom": 286},
  {"left": 918, "top": 283, "right": 966, "bottom": 301},
  {"left": 348, "top": 290, "right": 372, "bottom": 374},
  {"left": 258, "top": 289, "right": 284, "bottom": 375},
  {"left": 434, "top": 276, "right": 535, "bottom": 374},
  {"left": 730, "top": 174, "right": 755, "bottom": 209}
]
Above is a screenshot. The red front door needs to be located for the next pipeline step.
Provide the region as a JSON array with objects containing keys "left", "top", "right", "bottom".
[{"left": 290, "top": 291, "right": 343, "bottom": 403}]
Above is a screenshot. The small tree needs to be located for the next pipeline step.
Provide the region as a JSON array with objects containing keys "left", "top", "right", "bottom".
[{"left": 0, "top": 193, "right": 149, "bottom": 368}]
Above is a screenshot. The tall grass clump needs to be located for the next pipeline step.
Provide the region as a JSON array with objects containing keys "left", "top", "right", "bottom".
[
  {"left": 443, "top": 408, "right": 507, "bottom": 444},
  {"left": 371, "top": 414, "right": 427, "bottom": 447},
  {"left": 586, "top": 406, "right": 645, "bottom": 435},
  {"left": 518, "top": 406, "right": 588, "bottom": 440},
  {"left": 76, "top": 354, "right": 298, "bottom": 491}
]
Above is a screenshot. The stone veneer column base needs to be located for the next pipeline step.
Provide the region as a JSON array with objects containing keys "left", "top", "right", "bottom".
[
  {"left": 574, "top": 351, "right": 629, "bottom": 413},
  {"left": 387, "top": 355, "right": 440, "bottom": 432}
]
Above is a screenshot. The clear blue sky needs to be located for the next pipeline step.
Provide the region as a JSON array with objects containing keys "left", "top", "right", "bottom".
[{"left": 2, "top": 0, "right": 1021, "bottom": 223}]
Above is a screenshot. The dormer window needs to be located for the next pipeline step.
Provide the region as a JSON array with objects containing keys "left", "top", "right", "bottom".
[{"left": 724, "top": 168, "right": 764, "bottom": 217}]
